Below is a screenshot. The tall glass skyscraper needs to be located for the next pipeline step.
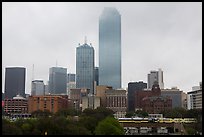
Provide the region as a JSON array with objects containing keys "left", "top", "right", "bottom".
[
  {"left": 76, "top": 42, "right": 94, "bottom": 94},
  {"left": 4, "top": 67, "right": 26, "bottom": 99},
  {"left": 49, "top": 67, "right": 67, "bottom": 94},
  {"left": 99, "top": 7, "right": 121, "bottom": 89}
]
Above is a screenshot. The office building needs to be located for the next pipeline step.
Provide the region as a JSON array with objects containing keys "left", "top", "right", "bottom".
[
  {"left": 187, "top": 82, "right": 202, "bottom": 109},
  {"left": 105, "top": 89, "right": 127, "bottom": 118},
  {"left": 67, "top": 73, "right": 76, "bottom": 96},
  {"left": 135, "top": 82, "right": 172, "bottom": 113},
  {"left": 161, "top": 88, "right": 187, "bottom": 109},
  {"left": 67, "top": 73, "right": 75, "bottom": 83},
  {"left": 49, "top": 67, "right": 67, "bottom": 95},
  {"left": 128, "top": 81, "right": 147, "bottom": 112},
  {"left": 4, "top": 67, "right": 26, "bottom": 99},
  {"left": 147, "top": 68, "right": 164, "bottom": 89},
  {"left": 99, "top": 7, "right": 121, "bottom": 89},
  {"left": 28, "top": 95, "right": 69, "bottom": 113},
  {"left": 4, "top": 94, "right": 28, "bottom": 114},
  {"left": 94, "top": 67, "right": 99, "bottom": 86},
  {"left": 76, "top": 41, "right": 94, "bottom": 94},
  {"left": 31, "top": 80, "right": 44, "bottom": 96}
]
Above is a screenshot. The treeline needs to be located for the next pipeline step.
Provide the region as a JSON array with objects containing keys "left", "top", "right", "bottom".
[{"left": 2, "top": 107, "right": 124, "bottom": 135}]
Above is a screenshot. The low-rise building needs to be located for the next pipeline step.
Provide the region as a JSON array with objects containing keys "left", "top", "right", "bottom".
[
  {"left": 4, "top": 94, "right": 28, "bottom": 114},
  {"left": 161, "top": 87, "right": 187, "bottom": 109},
  {"left": 28, "top": 95, "right": 69, "bottom": 113},
  {"left": 105, "top": 89, "right": 127, "bottom": 118},
  {"left": 187, "top": 82, "right": 202, "bottom": 109}
]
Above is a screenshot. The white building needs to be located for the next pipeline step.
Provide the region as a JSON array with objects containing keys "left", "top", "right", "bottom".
[
  {"left": 31, "top": 80, "right": 44, "bottom": 95},
  {"left": 147, "top": 68, "right": 164, "bottom": 89},
  {"left": 187, "top": 82, "right": 202, "bottom": 109}
]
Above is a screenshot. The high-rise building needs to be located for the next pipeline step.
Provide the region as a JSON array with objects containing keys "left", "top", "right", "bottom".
[
  {"left": 94, "top": 67, "right": 99, "bottom": 86},
  {"left": 99, "top": 7, "right": 121, "bottom": 89},
  {"left": 4, "top": 67, "right": 26, "bottom": 99},
  {"left": 31, "top": 80, "right": 44, "bottom": 96},
  {"left": 67, "top": 73, "right": 76, "bottom": 83},
  {"left": 49, "top": 67, "right": 67, "bottom": 95},
  {"left": 128, "top": 81, "right": 147, "bottom": 112},
  {"left": 76, "top": 41, "right": 94, "bottom": 94},
  {"left": 147, "top": 68, "right": 164, "bottom": 89}
]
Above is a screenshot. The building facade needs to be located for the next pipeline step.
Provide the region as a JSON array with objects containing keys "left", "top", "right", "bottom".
[
  {"left": 49, "top": 67, "right": 67, "bottom": 95},
  {"left": 135, "top": 82, "right": 172, "bottom": 113},
  {"left": 76, "top": 42, "right": 95, "bottom": 94},
  {"left": 99, "top": 7, "right": 121, "bottom": 89},
  {"left": 67, "top": 73, "right": 76, "bottom": 83},
  {"left": 187, "top": 82, "right": 202, "bottom": 109},
  {"left": 4, "top": 67, "right": 26, "bottom": 99},
  {"left": 28, "top": 95, "right": 69, "bottom": 113},
  {"left": 31, "top": 80, "right": 45, "bottom": 96},
  {"left": 128, "top": 81, "right": 147, "bottom": 112},
  {"left": 105, "top": 89, "right": 127, "bottom": 118},
  {"left": 147, "top": 68, "right": 164, "bottom": 89},
  {"left": 96, "top": 85, "right": 113, "bottom": 107},
  {"left": 4, "top": 95, "right": 28, "bottom": 114},
  {"left": 94, "top": 67, "right": 99, "bottom": 86},
  {"left": 142, "top": 96, "right": 172, "bottom": 114},
  {"left": 161, "top": 88, "right": 187, "bottom": 109}
]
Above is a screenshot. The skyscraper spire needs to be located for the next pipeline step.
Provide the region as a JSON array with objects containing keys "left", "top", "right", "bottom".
[
  {"left": 32, "top": 64, "right": 34, "bottom": 81},
  {"left": 85, "top": 36, "right": 87, "bottom": 44}
]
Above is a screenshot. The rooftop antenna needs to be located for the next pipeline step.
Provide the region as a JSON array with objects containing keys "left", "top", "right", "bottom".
[
  {"left": 85, "top": 36, "right": 87, "bottom": 44},
  {"left": 32, "top": 64, "right": 34, "bottom": 81}
]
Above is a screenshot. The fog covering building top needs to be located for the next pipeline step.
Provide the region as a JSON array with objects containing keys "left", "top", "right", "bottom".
[{"left": 99, "top": 7, "right": 121, "bottom": 89}]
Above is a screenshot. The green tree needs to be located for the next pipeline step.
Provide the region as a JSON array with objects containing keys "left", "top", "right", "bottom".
[
  {"left": 31, "top": 110, "right": 52, "bottom": 118},
  {"left": 55, "top": 108, "right": 78, "bottom": 117},
  {"left": 79, "top": 116, "right": 98, "bottom": 134},
  {"left": 125, "top": 111, "right": 135, "bottom": 118},
  {"left": 2, "top": 119, "right": 22, "bottom": 135},
  {"left": 94, "top": 116, "right": 124, "bottom": 135},
  {"left": 135, "top": 110, "right": 148, "bottom": 117}
]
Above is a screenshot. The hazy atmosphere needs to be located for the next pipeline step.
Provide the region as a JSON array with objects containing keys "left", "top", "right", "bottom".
[{"left": 2, "top": 2, "right": 202, "bottom": 94}]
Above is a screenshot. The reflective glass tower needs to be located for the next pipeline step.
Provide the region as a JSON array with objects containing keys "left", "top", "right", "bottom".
[
  {"left": 99, "top": 7, "right": 121, "bottom": 89},
  {"left": 76, "top": 41, "right": 95, "bottom": 94},
  {"left": 4, "top": 67, "right": 26, "bottom": 98},
  {"left": 49, "top": 67, "right": 67, "bottom": 94}
]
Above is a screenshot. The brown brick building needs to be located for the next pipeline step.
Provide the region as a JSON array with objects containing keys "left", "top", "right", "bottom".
[
  {"left": 135, "top": 82, "right": 172, "bottom": 113},
  {"left": 142, "top": 96, "right": 172, "bottom": 113},
  {"left": 28, "top": 95, "right": 69, "bottom": 113}
]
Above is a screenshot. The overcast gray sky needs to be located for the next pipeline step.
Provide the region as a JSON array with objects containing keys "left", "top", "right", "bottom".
[{"left": 2, "top": 2, "right": 202, "bottom": 94}]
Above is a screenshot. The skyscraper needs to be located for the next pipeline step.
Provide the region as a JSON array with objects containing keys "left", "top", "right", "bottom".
[
  {"left": 49, "top": 67, "right": 67, "bottom": 94},
  {"left": 4, "top": 67, "right": 26, "bottom": 98},
  {"left": 76, "top": 41, "right": 94, "bottom": 94},
  {"left": 99, "top": 7, "right": 121, "bottom": 89},
  {"left": 147, "top": 68, "right": 164, "bottom": 89}
]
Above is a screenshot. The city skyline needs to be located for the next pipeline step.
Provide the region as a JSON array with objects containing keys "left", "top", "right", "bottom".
[{"left": 2, "top": 2, "right": 202, "bottom": 94}]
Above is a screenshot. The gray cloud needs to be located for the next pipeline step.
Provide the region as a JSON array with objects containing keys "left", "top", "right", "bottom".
[{"left": 2, "top": 2, "right": 202, "bottom": 94}]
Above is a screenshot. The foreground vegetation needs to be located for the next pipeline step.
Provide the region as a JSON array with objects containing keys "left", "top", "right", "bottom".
[{"left": 2, "top": 107, "right": 125, "bottom": 135}]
